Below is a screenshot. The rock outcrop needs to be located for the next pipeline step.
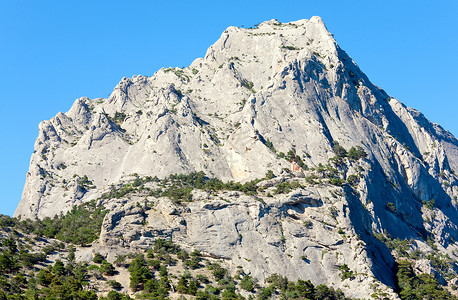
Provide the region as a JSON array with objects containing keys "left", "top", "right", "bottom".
[{"left": 15, "top": 17, "right": 458, "bottom": 298}]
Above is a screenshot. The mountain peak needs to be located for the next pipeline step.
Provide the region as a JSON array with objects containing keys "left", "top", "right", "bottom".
[{"left": 14, "top": 18, "right": 458, "bottom": 299}]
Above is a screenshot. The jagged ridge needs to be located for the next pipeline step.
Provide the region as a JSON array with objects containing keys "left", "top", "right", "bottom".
[{"left": 14, "top": 17, "right": 458, "bottom": 299}]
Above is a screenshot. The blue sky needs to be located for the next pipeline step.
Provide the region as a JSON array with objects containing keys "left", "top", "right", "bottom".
[{"left": 1, "top": 0, "right": 457, "bottom": 216}]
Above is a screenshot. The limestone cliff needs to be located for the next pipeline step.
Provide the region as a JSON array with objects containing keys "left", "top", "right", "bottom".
[{"left": 15, "top": 17, "right": 458, "bottom": 298}]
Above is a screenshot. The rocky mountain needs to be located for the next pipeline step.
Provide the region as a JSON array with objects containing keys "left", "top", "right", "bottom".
[{"left": 14, "top": 17, "right": 458, "bottom": 299}]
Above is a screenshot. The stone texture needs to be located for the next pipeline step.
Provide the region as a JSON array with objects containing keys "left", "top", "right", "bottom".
[{"left": 15, "top": 17, "right": 458, "bottom": 299}]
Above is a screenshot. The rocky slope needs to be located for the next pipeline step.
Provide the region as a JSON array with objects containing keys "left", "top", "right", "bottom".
[
  {"left": 15, "top": 17, "right": 458, "bottom": 298},
  {"left": 0, "top": 214, "right": 354, "bottom": 299}
]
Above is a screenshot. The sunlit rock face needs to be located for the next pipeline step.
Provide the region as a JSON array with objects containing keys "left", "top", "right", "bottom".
[{"left": 15, "top": 17, "right": 458, "bottom": 299}]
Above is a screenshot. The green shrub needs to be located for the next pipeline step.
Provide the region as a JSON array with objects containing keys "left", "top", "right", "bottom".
[
  {"left": 347, "top": 146, "right": 367, "bottom": 160},
  {"left": 241, "top": 81, "right": 256, "bottom": 93},
  {"left": 188, "top": 279, "right": 198, "bottom": 295},
  {"left": 265, "top": 170, "right": 275, "bottom": 179},
  {"left": 274, "top": 181, "right": 302, "bottom": 194},
  {"left": 240, "top": 275, "right": 255, "bottom": 292},
  {"left": 30, "top": 200, "right": 108, "bottom": 245},
  {"left": 282, "top": 45, "right": 301, "bottom": 50},
  {"left": 396, "top": 260, "right": 453, "bottom": 299},
  {"left": 153, "top": 238, "right": 180, "bottom": 254},
  {"left": 386, "top": 202, "right": 397, "bottom": 214},
  {"left": 100, "top": 260, "right": 116, "bottom": 276},
  {"left": 422, "top": 198, "right": 435, "bottom": 210},
  {"left": 338, "top": 264, "right": 354, "bottom": 281},
  {"left": 346, "top": 174, "right": 359, "bottom": 186},
  {"left": 184, "top": 251, "right": 202, "bottom": 269},
  {"left": 113, "top": 112, "right": 126, "bottom": 125},
  {"left": 208, "top": 263, "right": 227, "bottom": 281},
  {"left": 196, "top": 274, "right": 209, "bottom": 284},
  {"left": 176, "top": 275, "right": 189, "bottom": 294},
  {"left": 332, "top": 142, "right": 347, "bottom": 158},
  {"left": 264, "top": 139, "right": 276, "bottom": 153},
  {"left": 107, "top": 280, "right": 122, "bottom": 289},
  {"left": 93, "top": 253, "right": 104, "bottom": 264},
  {"left": 329, "top": 177, "right": 345, "bottom": 186}
]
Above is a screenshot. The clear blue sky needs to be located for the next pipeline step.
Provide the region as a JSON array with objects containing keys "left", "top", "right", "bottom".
[{"left": 1, "top": 0, "right": 457, "bottom": 216}]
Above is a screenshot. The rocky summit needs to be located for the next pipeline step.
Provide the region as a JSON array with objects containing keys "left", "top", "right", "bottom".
[{"left": 14, "top": 17, "right": 458, "bottom": 298}]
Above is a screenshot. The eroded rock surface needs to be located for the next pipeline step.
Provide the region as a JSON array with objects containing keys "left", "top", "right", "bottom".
[{"left": 15, "top": 17, "right": 458, "bottom": 299}]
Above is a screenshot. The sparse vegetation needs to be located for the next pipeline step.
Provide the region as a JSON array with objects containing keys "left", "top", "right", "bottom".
[
  {"left": 274, "top": 181, "right": 302, "bottom": 194},
  {"left": 75, "top": 174, "right": 96, "bottom": 190},
  {"left": 396, "top": 260, "right": 456, "bottom": 299},
  {"left": 264, "top": 138, "right": 276, "bottom": 153},
  {"left": 13, "top": 200, "right": 109, "bottom": 245},
  {"left": 113, "top": 112, "right": 127, "bottom": 126},
  {"left": 373, "top": 232, "right": 411, "bottom": 258},
  {"left": 338, "top": 264, "right": 355, "bottom": 281},
  {"left": 6, "top": 18, "right": 458, "bottom": 300},
  {"left": 386, "top": 202, "right": 397, "bottom": 214},
  {"left": 422, "top": 198, "right": 436, "bottom": 210},
  {"left": 101, "top": 172, "right": 268, "bottom": 203},
  {"left": 285, "top": 149, "right": 306, "bottom": 169},
  {"left": 0, "top": 214, "right": 360, "bottom": 300},
  {"left": 265, "top": 273, "right": 350, "bottom": 299},
  {"left": 241, "top": 80, "right": 256, "bottom": 93},
  {"left": 282, "top": 45, "right": 302, "bottom": 51}
]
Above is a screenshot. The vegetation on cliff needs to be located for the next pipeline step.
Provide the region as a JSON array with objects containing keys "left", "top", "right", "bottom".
[{"left": 1, "top": 211, "right": 352, "bottom": 299}]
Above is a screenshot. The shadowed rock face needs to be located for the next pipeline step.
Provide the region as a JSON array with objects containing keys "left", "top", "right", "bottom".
[{"left": 15, "top": 17, "right": 458, "bottom": 299}]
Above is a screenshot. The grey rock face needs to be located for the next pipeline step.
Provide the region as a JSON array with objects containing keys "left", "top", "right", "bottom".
[
  {"left": 15, "top": 17, "right": 458, "bottom": 298},
  {"left": 93, "top": 186, "right": 397, "bottom": 298}
]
